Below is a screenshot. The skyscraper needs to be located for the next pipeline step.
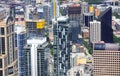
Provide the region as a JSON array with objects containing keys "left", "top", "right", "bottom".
[
  {"left": 0, "top": 6, "right": 18, "bottom": 76},
  {"left": 24, "top": 37, "right": 49, "bottom": 76},
  {"left": 53, "top": 16, "right": 71, "bottom": 76},
  {"left": 90, "top": 20, "right": 101, "bottom": 43},
  {"left": 93, "top": 43, "right": 120, "bottom": 76},
  {"left": 5, "top": 16, "right": 18, "bottom": 76},
  {"left": 15, "top": 25, "right": 26, "bottom": 76},
  {"left": 98, "top": 7, "right": 113, "bottom": 43}
]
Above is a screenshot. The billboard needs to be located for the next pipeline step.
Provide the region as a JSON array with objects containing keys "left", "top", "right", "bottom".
[{"left": 36, "top": 20, "right": 45, "bottom": 29}]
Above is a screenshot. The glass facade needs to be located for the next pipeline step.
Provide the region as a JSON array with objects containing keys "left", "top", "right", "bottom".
[
  {"left": 17, "top": 33, "right": 26, "bottom": 76},
  {"left": 98, "top": 7, "right": 113, "bottom": 43}
]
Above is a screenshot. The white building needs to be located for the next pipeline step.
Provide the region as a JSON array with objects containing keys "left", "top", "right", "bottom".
[
  {"left": 67, "top": 65, "right": 85, "bottom": 76},
  {"left": 24, "top": 37, "right": 50, "bottom": 76},
  {"left": 90, "top": 20, "right": 101, "bottom": 43}
]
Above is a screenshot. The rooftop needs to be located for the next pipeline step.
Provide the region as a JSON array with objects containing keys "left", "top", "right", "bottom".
[
  {"left": 57, "top": 16, "right": 68, "bottom": 22},
  {"left": 27, "top": 37, "right": 47, "bottom": 45}
]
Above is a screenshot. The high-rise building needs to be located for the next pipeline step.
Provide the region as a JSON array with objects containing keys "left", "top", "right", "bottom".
[
  {"left": 0, "top": 6, "right": 18, "bottom": 76},
  {"left": 53, "top": 16, "right": 71, "bottom": 76},
  {"left": 15, "top": 25, "right": 26, "bottom": 76},
  {"left": 24, "top": 37, "right": 49, "bottom": 76},
  {"left": 90, "top": 20, "right": 101, "bottom": 43},
  {"left": 93, "top": 43, "right": 120, "bottom": 76},
  {"left": 43, "top": 4, "right": 52, "bottom": 25},
  {"left": 6, "top": 16, "right": 18, "bottom": 76},
  {"left": 83, "top": 13, "right": 93, "bottom": 27},
  {"left": 98, "top": 7, "right": 113, "bottom": 43},
  {"left": 0, "top": 17, "right": 8, "bottom": 76}
]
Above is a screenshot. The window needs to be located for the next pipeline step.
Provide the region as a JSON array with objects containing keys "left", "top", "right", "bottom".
[
  {"left": 1, "top": 37, "right": 5, "bottom": 54},
  {"left": 21, "top": 18, "right": 24, "bottom": 21},
  {"left": 1, "top": 27, "right": 4, "bottom": 35},
  {"left": 0, "top": 59, "right": 2, "bottom": 68},
  {"left": 0, "top": 70, "right": 2, "bottom": 76}
]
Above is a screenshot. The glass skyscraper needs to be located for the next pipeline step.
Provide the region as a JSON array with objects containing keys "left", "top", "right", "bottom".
[{"left": 98, "top": 7, "right": 113, "bottom": 43}]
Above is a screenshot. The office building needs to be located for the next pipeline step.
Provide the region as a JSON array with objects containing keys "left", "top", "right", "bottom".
[
  {"left": 24, "top": 37, "right": 49, "bottom": 76},
  {"left": 98, "top": 7, "right": 113, "bottom": 43},
  {"left": 0, "top": 6, "right": 18, "bottom": 76},
  {"left": 6, "top": 16, "right": 18, "bottom": 76},
  {"left": 67, "top": 4, "right": 81, "bottom": 20},
  {"left": 93, "top": 43, "right": 120, "bottom": 76},
  {"left": 90, "top": 20, "right": 101, "bottom": 43},
  {"left": 25, "top": 19, "right": 45, "bottom": 37},
  {"left": 43, "top": 4, "right": 52, "bottom": 25},
  {"left": 83, "top": 13, "right": 93, "bottom": 27},
  {"left": 53, "top": 16, "right": 71, "bottom": 76},
  {"left": 15, "top": 25, "right": 26, "bottom": 76},
  {"left": 0, "top": 17, "right": 8, "bottom": 76}
]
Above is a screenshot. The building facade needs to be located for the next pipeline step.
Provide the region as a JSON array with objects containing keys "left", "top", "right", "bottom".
[
  {"left": 83, "top": 13, "right": 93, "bottom": 27},
  {"left": 90, "top": 20, "right": 101, "bottom": 43},
  {"left": 93, "top": 43, "right": 120, "bottom": 76},
  {"left": 15, "top": 25, "right": 26, "bottom": 76},
  {"left": 53, "top": 16, "right": 71, "bottom": 76},
  {"left": 24, "top": 37, "right": 49, "bottom": 76},
  {"left": 98, "top": 7, "right": 113, "bottom": 43}
]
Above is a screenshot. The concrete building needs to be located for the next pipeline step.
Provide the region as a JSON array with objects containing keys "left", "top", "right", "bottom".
[
  {"left": 67, "top": 65, "right": 85, "bottom": 76},
  {"left": 24, "top": 37, "right": 50, "bottom": 76},
  {"left": 70, "top": 53, "right": 86, "bottom": 67},
  {"left": 53, "top": 16, "right": 71, "bottom": 76},
  {"left": 93, "top": 43, "right": 120, "bottom": 76},
  {"left": 90, "top": 20, "right": 101, "bottom": 43}
]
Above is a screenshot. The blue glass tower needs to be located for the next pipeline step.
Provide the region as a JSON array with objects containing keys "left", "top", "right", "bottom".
[
  {"left": 98, "top": 7, "right": 113, "bottom": 43},
  {"left": 15, "top": 26, "right": 26, "bottom": 76}
]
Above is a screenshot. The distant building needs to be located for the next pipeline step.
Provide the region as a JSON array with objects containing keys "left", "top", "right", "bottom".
[
  {"left": 70, "top": 53, "right": 86, "bottom": 67},
  {"left": 93, "top": 43, "right": 120, "bottom": 76},
  {"left": 53, "top": 16, "right": 71, "bottom": 76},
  {"left": 81, "top": 28, "right": 89, "bottom": 39},
  {"left": 43, "top": 4, "right": 52, "bottom": 25},
  {"left": 24, "top": 37, "right": 50, "bottom": 76},
  {"left": 67, "top": 4, "right": 81, "bottom": 20},
  {"left": 67, "top": 65, "right": 89, "bottom": 76},
  {"left": 98, "top": 7, "right": 113, "bottom": 43},
  {"left": 83, "top": 13, "right": 93, "bottom": 27},
  {"left": 90, "top": 20, "right": 101, "bottom": 43}
]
